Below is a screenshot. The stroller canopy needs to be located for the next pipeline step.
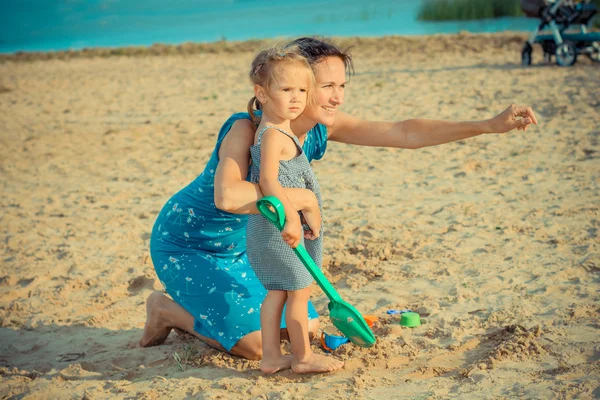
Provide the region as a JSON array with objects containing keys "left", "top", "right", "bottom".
[{"left": 521, "top": 0, "right": 549, "bottom": 17}]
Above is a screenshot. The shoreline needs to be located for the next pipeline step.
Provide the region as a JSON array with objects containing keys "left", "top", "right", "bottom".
[{"left": 0, "top": 31, "right": 529, "bottom": 62}]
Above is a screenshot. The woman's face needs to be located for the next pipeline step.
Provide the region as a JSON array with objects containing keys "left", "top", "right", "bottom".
[{"left": 302, "top": 56, "right": 347, "bottom": 126}]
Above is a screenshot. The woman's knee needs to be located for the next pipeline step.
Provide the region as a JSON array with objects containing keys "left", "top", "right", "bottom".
[
  {"left": 229, "top": 331, "right": 263, "bottom": 360},
  {"left": 308, "top": 317, "right": 320, "bottom": 335}
]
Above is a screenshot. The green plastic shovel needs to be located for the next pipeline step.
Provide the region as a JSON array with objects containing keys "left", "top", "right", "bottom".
[{"left": 257, "top": 196, "right": 376, "bottom": 348}]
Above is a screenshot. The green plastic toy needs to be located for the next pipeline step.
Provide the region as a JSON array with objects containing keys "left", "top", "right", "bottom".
[{"left": 257, "top": 196, "right": 376, "bottom": 348}]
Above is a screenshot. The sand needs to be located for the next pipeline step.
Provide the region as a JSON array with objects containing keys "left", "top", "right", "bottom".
[{"left": 1, "top": 33, "right": 599, "bottom": 399}]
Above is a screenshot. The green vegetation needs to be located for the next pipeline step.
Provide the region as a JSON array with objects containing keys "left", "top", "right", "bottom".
[
  {"left": 418, "top": 0, "right": 522, "bottom": 21},
  {"left": 419, "top": 0, "right": 599, "bottom": 28}
]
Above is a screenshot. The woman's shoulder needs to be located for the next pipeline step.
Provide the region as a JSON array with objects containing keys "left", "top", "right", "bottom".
[
  {"left": 223, "top": 112, "right": 253, "bottom": 127},
  {"left": 216, "top": 112, "right": 255, "bottom": 142}
]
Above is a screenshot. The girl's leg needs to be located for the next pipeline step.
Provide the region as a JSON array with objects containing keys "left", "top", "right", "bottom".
[
  {"left": 280, "top": 317, "right": 320, "bottom": 342},
  {"left": 286, "top": 287, "right": 344, "bottom": 374},
  {"left": 260, "top": 290, "right": 292, "bottom": 373},
  {"left": 221, "top": 315, "right": 321, "bottom": 361}
]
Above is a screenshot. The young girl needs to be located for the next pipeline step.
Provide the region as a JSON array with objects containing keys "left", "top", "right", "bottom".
[{"left": 245, "top": 47, "right": 345, "bottom": 374}]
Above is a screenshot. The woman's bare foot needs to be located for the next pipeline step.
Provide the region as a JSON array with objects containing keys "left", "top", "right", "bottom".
[
  {"left": 260, "top": 354, "right": 293, "bottom": 374},
  {"left": 292, "top": 353, "right": 344, "bottom": 374},
  {"left": 174, "top": 328, "right": 187, "bottom": 336},
  {"left": 139, "top": 292, "right": 173, "bottom": 347}
]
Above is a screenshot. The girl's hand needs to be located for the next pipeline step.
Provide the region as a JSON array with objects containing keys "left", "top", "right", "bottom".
[
  {"left": 300, "top": 196, "right": 321, "bottom": 241},
  {"left": 282, "top": 212, "right": 302, "bottom": 248},
  {"left": 489, "top": 104, "right": 538, "bottom": 133}
]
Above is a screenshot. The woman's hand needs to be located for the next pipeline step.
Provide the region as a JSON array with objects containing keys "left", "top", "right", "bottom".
[
  {"left": 282, "top": 212, "right": 303, "bottom": 248},
  {"left": 489, "top": 104, "right": 538, "bottom": 133},
  {"left": 300, "top": 195, "right": 321, "bottom": 241}
]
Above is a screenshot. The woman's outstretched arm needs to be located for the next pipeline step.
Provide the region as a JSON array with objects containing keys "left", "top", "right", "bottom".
[
  {"left": 213, "top": 119, "right": 318, "bottom": 214},
  {"left": 328, "top": 104, "right": 538, "bottom": 149}
]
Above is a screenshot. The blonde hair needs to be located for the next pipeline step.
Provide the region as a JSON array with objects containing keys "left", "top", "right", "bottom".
[{"left": 247, "top": 46, "right": 314, "bottom": 125}]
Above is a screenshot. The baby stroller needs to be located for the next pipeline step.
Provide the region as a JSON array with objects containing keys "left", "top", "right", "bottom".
[{"left": 521, "top": 0, "right": 600, "bottom": 66}]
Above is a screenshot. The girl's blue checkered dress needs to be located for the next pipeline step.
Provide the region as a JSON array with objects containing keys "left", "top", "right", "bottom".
[{"left": 246, "top": 126, "right": 323, "bottom": 291}]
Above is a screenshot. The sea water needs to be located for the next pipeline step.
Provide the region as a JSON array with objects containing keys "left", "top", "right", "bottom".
[{"left": 0, "top": 0, "right": 538, "bottom": 54}]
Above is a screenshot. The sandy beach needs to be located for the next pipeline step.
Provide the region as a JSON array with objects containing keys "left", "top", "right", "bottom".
[{"left": 1, "top": 33, "right": 599, "bottom": 399}]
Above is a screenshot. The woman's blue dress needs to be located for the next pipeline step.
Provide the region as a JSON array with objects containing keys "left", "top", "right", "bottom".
[{"left": 149, "top": 112, "right": 328, "bottom": 351}]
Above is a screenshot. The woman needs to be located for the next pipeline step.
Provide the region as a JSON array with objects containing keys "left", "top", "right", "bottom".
[{"left": 140, "top": 37, "right": 537, "bottom": 371}]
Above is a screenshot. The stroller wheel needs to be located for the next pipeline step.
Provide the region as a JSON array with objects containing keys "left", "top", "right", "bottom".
[
  {"left": 556, "top": 41, "right": 577, "bottom": 66},
  {"left": 521, "top": 43, "right": 532, "bottom": 66},
  {"left": 588, "top": 42, "right": 600, "bottom": 63}
]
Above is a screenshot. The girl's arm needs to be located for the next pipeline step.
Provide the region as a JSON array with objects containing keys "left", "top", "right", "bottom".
[
  {"left": 258, "top": 128, "right": 303, "bottom": 248},
  {"left": 214, "top": 119, "right": 318, "bottom": 215},
  {"left": 328, "top": 104, "right": 538, "bottom": 149}
]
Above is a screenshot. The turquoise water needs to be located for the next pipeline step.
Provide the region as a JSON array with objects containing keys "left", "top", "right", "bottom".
[{"left": 0, "top": 0, "right": 538, "bottom": 54}]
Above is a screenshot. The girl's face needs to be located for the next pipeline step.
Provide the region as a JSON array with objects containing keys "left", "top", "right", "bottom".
[
  {"left": 257, "top": 62, "right": 310, "bottom": 122},
  {"left": 302, "top": 56, "right": 347, "bottom": 126}
]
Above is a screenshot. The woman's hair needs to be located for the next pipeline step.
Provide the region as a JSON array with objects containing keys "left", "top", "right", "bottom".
[
  {"left": 247, "top": 46, "right": 314, "bottom": 125},
  {"left": 284, "top": 37, "right": 354, "bottom": 78}
]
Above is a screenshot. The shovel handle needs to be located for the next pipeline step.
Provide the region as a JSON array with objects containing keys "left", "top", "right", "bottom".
[
  {"left": 256, "top": 196, "right": 286, "bottom": 230},
  {"left": 257, "top": 196, "right": 342, "bottom": 303}
]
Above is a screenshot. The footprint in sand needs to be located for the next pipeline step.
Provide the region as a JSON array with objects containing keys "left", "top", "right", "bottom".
[
  {"left": 127, "top": 275, "right": 156, "bottom": 294},
  {"left": 80, "top": 361, "right": 101, "bottom": 373},
  {"left": 112, "top": 354, "right": 146, "bottom": 370}
]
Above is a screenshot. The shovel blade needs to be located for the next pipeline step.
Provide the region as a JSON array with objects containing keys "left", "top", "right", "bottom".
[{"left": 329, "top": 300, "right": 376, "bottom": 348}]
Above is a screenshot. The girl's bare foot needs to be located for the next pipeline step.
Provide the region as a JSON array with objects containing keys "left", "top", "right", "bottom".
[
  {"left": 291, "top": 353, "right": 344, "bottom": 374},
  {"left": 260, "top": 354, "right": 293, "bottom": 374}
]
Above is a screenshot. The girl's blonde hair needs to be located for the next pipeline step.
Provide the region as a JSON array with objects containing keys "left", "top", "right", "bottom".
[{"left": 247, "top": 46, "right": 315, "bottom": 125}]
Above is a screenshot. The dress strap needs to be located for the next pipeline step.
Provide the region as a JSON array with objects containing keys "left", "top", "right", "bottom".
[{"left": 256, "top": 125, "right": 303, "bottom": 153}]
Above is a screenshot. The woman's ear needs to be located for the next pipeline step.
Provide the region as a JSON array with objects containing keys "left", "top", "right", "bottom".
[{"left": 254, "top": 84, "right": 267, "bottom": 104}]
